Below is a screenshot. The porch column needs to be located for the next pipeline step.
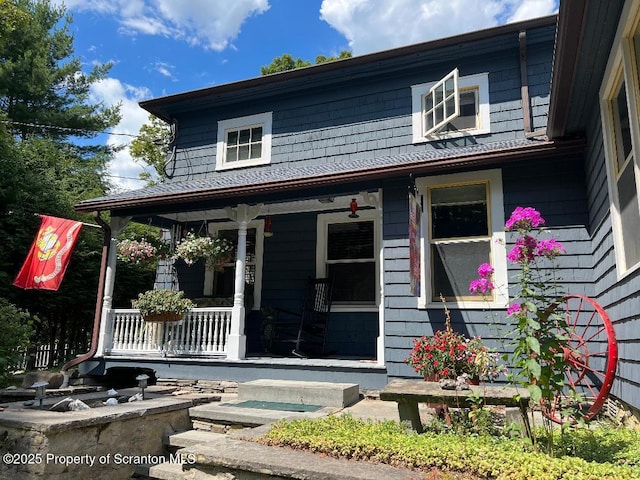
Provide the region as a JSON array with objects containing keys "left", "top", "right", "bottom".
[
  {"left": 225, "top": 203, "right": 263, "bottom": 360},
  {"left": 95, "top": 216, "right": 130, "bottom": 356}
]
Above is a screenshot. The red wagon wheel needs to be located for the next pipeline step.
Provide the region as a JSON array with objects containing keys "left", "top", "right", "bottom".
[{"left": 541, "top": 294, "right": 618, "bottom": 424}]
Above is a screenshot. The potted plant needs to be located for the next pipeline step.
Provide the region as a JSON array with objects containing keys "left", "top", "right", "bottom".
[
  {"left": 131, "top": 289, "right": 196, "bottom": 323},
  {"left": 173, "top": 232, "right": 234, "bottom": 270}
]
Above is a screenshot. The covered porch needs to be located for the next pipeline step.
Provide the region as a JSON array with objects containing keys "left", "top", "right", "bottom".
[{"left": 93, "top": 189, "right": 387, "bottom": 370}]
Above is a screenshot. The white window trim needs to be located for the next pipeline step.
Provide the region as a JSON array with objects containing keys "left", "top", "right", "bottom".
[
  {"left": 204, "top": 220, "right": 265, "bottom": 310},
  {"left": 411, "top": 72, "right": 490, "bottom": 143},
  {"left": 599, "top": 0, "right": 640, "bottom": 279},
  {"left": 316, "top": 209, "right": 380, "bottom": 312},
  {"left": 216, "top": 112, "right": 272, "bottom": 171},
  {"left": 416, "top": 169, "right": 508, "bottom": 309}
]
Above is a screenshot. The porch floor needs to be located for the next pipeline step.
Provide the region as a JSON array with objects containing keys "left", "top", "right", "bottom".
[{"left": 93, "top": 354, "right": 388, "bottom": 390}]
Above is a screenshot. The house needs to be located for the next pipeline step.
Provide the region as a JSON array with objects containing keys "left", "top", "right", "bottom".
[{"left": 75, "top": 0, "right": 640, "bottom": 417}]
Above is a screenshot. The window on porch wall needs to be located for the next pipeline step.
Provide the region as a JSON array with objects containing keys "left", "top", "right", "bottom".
[
  {"left": 601, "top": 2, "right": 640, "bottom": 277},
  {"left": 204, "top": 224, "right": 263, "bottom": 310},
  {"left": 316, "top": 210, "right": 379, "bottom": 309}
]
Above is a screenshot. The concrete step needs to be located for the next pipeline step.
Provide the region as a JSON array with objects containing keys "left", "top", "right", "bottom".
[
  {"left": 189, "top": 401, "right": 335, "bottom": 429},
  {"left": 165, "top": 430, "right": 227, "bottom": 448},
  {"left": 238, "top": 379, "right": 360, "bottom": 408}
]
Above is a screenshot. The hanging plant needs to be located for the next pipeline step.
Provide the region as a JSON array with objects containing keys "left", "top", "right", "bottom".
[
  {"left": 116, "top": 236, "right": 170, "bottom": 264},
  {"left": 173, "top": 232, "right": 234, "bottom": 271},
  {"left": 116, "top": 238, "right": 158, "bottom": 264},
  {"left": 132, "top": 289, "right": 195, "bottom": 322}
]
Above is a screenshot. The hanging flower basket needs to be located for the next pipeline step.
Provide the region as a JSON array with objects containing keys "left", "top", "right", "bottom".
[
  {"left": 116, "top": 238, "right": 158, "bottom": 264},
  {"left": 132, "top": 289, "right": 195, "bottom": 323},
  {"left": 173, "top": 232, "right": 234, "bottom": 271}
]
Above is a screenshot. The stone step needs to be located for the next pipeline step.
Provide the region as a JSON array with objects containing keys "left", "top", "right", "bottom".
[
  {"left": 165, "top": 430, "right": 227, "bottom": 448},
  {"left": 238, "top": 379, "right": 360, "bottom": 408},
  {"left": 189, "top": 401, "right": 334, "bottom": 429},
  {"left": 132, "top": 458, "right": 185, "bottom": 480}
]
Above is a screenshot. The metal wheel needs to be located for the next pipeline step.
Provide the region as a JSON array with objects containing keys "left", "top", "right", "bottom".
[{"left": 541, "top": 294, "right": 618, "bottom": 424}]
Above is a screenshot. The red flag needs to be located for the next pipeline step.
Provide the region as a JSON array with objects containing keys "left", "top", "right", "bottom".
[{"left": 13, "top": 215, "right": 83, "bottom": 290}]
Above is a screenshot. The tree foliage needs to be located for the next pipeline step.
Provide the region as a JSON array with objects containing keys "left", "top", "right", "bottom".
[
  {"left": 0, "top": 0, "right": 130, "bottom": 370},
  {"left": 0, "top": 299, "right": 34, "bottom": 386},
  {"left": 128, "top": 114, "right": 172, "bottom": 184},
  {"left": 260, "top": 50, "right": 352, "bottom": 75},
  {"left": 0, "top": 0, "right": 120, "bottom": 142}
]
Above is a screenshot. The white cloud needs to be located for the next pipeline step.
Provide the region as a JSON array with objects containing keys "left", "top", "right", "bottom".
[
  {"left": 319, "top": 0, "right": 558, "bottom": 55},
  {"left": 90, "top": 78, "right": 153, "bottom": 191},
  {"left": 59, "top": 0, "right": 270, "bottom": 52}
]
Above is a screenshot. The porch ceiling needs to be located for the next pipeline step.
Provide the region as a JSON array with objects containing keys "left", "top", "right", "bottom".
[{"left": 76, "top": 138, "right": 585, "bottom": 216}]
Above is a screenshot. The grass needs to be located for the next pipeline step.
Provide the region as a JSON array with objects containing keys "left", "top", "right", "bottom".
[{"left": 258, "top": 414, "right": 640, "bottom": 480}]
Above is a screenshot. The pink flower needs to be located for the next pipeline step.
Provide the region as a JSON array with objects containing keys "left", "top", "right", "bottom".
[
  {"left": 469, "top": 278, "right": 494, "bottom": 294},
  {"left": 506, "top": 235, "right": 537, "bottom": 263},
  {"left": 477, "top": 263, "right": 494, "bottom": 278},
  {"left": 506, "top": 302, "right": 522, "bottom": 316},
  {"left": 505, "top": 206, "right": 545, "bottom": 232},
  {"left": 534, "top": 238, "right": 565, "bottom": 259}
]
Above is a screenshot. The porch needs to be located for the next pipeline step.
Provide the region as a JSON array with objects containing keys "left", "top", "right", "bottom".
[{"left": 97, "top": 189, "right": 385, "bottom": 365}]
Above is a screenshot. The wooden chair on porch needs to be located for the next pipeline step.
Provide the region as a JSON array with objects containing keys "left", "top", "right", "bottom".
[{"left": 262, "top": 277, "right": 333, "bottom": 358}]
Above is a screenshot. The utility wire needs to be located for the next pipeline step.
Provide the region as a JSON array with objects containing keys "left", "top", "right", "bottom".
[{"left": 1, "top": 119, "right": 141, "bottom": 138}]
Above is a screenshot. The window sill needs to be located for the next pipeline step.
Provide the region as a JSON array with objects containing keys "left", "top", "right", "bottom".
[
  {"left": 331, "top": 304, "right": 379, "bottom": 313},
  {"left": 215, "top": 158, "right": 270, "bottom": 171},
  {"left": 412, "top": 127, "right": 491, "bottom": 144},
  {"left": 420, "top": 299, "right": 508, "bottom": 310}
]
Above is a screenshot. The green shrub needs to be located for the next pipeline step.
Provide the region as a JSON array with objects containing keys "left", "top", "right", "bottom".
[
  {"left": 0, "top": 298, "right": 34, "bottom": 387},
  {"left": 259, "top": 415, "right": 640, "bottom": 480}
]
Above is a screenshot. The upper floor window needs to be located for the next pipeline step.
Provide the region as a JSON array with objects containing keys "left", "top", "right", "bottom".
[
  {"left": 600, "top": 0, "right": 640, "bottom": 277},
  {"left": 417, "top": 169, "right": 507, "bottom": 309},
  {"left": 216, "top": 112, "right": 272, "bottom": 170},
  {"left": 412, "top": 69, "right": 490, "bottom": 142}
]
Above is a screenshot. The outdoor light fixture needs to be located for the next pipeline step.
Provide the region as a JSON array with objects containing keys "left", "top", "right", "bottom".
[
  {"left": 264, "top": 215, "right": 273, "bottom": 237},
  {"left": 136, "top": 374, "right": 150, "bottom": 400},
  {"left": 31, "top": 381, "right": 48, "bottom": 409},
  {"left": 349, "top": 198, "right": 359, "bottom": 218}
]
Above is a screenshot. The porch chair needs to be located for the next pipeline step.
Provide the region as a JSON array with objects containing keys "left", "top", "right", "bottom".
[{"left": 262, "top": 277, "right": 333, "bottom": 358}]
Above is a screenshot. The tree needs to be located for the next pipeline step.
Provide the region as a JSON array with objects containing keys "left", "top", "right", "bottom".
[
  {"left": 0, "top": 0, "right": 122, "bottom": 369},
  {"left": 0, "top": 0, "right": 119, "bottom": 142},
  {"left": 260, "top": 50, "right": 352, "bottom": 75},
  {"left": 129, "top": 114, "right": 172, "bottom": 184}
]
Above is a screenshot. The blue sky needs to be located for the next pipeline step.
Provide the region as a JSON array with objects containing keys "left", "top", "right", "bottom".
[{"left": 54, "top": 0, "right": 558, "bottom": 190}]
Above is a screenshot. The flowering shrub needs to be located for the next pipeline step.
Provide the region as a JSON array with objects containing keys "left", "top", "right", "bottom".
[
  {"left": 116, "top": 238, "right": 158, "bottom": 264},
  {"left": 173, "top": 232, "right": 234, "bottom": 270},
  {"left": 469, "top": 206, "right": 571, "bottom": 412},
  {"left": 131, "top": 289, "right": 195, "bottom": 317},
  {"left": 406, "top": 298, "right": 505, "bottom": 381}
]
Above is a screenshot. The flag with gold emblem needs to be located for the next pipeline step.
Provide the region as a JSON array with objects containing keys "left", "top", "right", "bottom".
[{"left": 13, "top": 215, "right": 83, "bottom": 290}]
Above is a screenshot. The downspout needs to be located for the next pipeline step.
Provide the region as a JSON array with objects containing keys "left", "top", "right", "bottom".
[
  {"left": 520, "top": 30, "right": 547, "bottom": 138},
  {"left": 62, "top": 211, "right": 110, "bottom": 372}
]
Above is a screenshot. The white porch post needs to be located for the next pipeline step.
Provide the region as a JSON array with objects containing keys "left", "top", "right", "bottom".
[
  {"left": 95, "top": 216, "right": 130, "bottom": 356},
  {"left": 225, "top": 204, "right": 263, "bottom": 360}
]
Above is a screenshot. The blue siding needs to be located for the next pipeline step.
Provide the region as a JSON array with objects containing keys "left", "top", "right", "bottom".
[
  {"left": 582, "top": 98, "right": 640, "bottom": 412},
  {"left": 167, "top": 25, "right": 555, "bottom": 183},
  {"left": 382, "top": 157, "right": 594, "bottom": 381}
]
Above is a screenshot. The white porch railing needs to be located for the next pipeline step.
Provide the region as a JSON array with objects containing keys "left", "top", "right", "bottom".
[{"left": 107, "top": 307, "right": 232, "bottom": 356}]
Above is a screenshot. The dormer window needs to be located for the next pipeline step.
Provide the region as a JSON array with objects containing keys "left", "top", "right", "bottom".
[
  {"left": 412, "top": 69, "right": 489, "bottom": 142},
  {"left": 216, "top": 112, "right": 272, "bottom": 170}
]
